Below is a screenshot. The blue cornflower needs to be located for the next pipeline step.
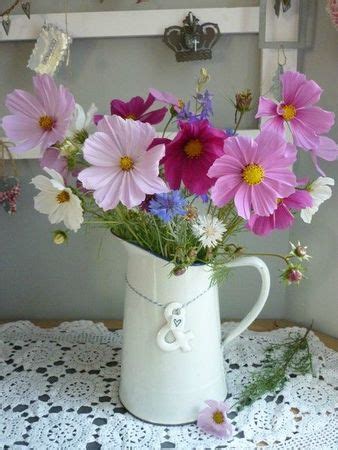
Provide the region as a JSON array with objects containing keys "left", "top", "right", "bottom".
[
  {"left": 200, "top": 194, "right": 209, "bottom": 203},
  {"left": 149, "top": 191, "right": 187, "bottom": 222},
  {"left": 225, "top": 128, "right": 238, "bottom": 137}
]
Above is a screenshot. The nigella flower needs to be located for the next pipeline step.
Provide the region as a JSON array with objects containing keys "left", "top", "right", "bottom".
[
  {"left": 163, "top": 120, "right": 226, "bottom": 195},
  {"left": 197, "top": 400, "right": 233, "bottom": 439},
  {"left": 2, "top": 74, "right": 75, "bottom": 153},
  {"left": 94, "top": 93, "right": 167, "bottom": 126},
  {"left": 149, "top": 190, "right": 187, "bottom": 222},
  {"left": 31, "top": 168, "right": 83, "bottom": 232},
  {"left": 256, "top": 71, "right": 335, "bottom": 150},
  {"left": 247, "top": 190, "right": 313, "bottom": 236},
  {"left": 78, "top": 116, "right": 169, "bottom": 210},
  {"left": 192, "top": 215, "right": 226, "bottom": 248},
  {"left": 208, "top": 130, "right": 297, "bottom": 219}
]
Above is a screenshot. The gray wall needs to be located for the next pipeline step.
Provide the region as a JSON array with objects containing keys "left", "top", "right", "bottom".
[{"left": 0, "top": 1, "right": 337, "bottom": 337}]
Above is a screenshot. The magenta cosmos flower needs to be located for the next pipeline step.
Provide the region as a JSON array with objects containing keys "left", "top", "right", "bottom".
[
  {"left": 2, "top": 74, "right": 75, "bottom": 153},
  {"left": 256, "top": 71, "right": 335, "bottom": 149},
  {"left": 78, "top": 115, "right": 168, "bottom": 210},
  {"left": 208, "top": 130, "right": 297, "bottom": 219},
  {"left": 197, "top": 400, "right": 233, "bottom": 439},
  {"left": 247, "top": 189, "right": 313, "bottom": 236},
  {"left": 163, "top": 120, "right": 226, "bottom": 195},
  {"left": 94, "top": 92, "right": 167, "bottom": 126}
]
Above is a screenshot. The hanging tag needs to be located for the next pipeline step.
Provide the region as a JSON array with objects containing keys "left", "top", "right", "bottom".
[
  {"left": 271, "top": 63, "right": 284, "bottom": 102},
  {"left": 27, "top": 24, "right": 72, "bottom": 76},
  {"left": 2, "top": 15, "right": 10, "bottom": 36},
  {"left": 157, "top": 302, "right": 194, "bottom": 353},
  {"left": 21, "top": 1, "right": 31, "bottom": 19}
]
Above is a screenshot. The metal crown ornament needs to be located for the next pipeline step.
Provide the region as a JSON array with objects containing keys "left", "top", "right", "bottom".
[{"left": 163, "top": 12, "right": 220, "bottom": 62}]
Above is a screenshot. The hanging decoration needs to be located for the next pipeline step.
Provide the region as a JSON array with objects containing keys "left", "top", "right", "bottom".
[
  {"left": 163, "top": 11, "right": 220, "bottom": 62},
  {"left": 27, "top": 23, "right": 72, "bottom": 76},
  {"left": 274, "top": 0, "right": 292, "bottom": 17},
  {"left": 327, "top": 0, "right": 338, "bottom": 29},
  {"left": 0, "top": 0, "right": 31, "bottom": 36},
  {"left": 0, "top": 141, "right": 21, "bottom": 215}
]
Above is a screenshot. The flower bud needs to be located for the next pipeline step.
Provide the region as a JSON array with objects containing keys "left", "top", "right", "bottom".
[
  {"left": 173, "top": 267, "right": 186, "bottom": 276},
  {"left": 53, "top": 230, "right": 67, "bottom": 245},
  {"left": 294, "top": 245, "right": 307, "bottom": 258},
  {"left": 289, "top": 241, "right": 311, "bottom": 260},
  {"left": 235, "top": 89, "right": 253, "bottom": 113},
  {"left": 185, "top": 205, "right": 198, "bottom": 221},
  {"left": 196, "top": 67, "right": 210, "bottom": 93},
  {"left": 283, "top": 266, "right": 303, "bottom": 285},
  {"left": 188, "top": 248, "right": 198, "bottom": 259}
]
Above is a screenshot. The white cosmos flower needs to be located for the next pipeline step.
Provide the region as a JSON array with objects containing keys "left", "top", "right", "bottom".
[
  {"left": 31, "top": 168, "right": 84, "bottom": 232},
  {"left": 300, "top": 177, "right": 335, "bottom": 224},
  {"left": 192, "top": 215, "right": 226, "bottom": 248},
  {"left": 67, "top": 103, "right": 97, "bottom": 135}
]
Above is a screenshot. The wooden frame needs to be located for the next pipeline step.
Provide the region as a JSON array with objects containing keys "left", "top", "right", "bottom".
[{"left": 0, "top": 3, "right": 301, "bottom": 159}]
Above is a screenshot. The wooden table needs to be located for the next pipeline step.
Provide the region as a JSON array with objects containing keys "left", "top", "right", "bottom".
[{"left": 0, "top": 319, "right": 337, "bottom": 351}]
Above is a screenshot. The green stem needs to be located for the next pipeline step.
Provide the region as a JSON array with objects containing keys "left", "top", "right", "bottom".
[
  {"left": 162, "top": 114, "right": 174, "bottom": 137},
  {"left": 114, "top": 206, "right": 147, "bottom": 248},
  {"left": 241, "top": 251, "right": 290, "bottom": 265},
  {"left": 151, "top": 216, "right": 164, "bottom": 256},
  {"left": 234, "top": 111, "right": 244, "bottom": 132}
]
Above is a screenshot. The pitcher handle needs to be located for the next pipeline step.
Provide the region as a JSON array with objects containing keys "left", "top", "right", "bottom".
[{"left": 222, "top": 256, "right": 270, "bottom": 347}]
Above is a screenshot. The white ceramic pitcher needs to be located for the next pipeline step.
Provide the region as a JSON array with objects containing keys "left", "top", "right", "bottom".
[{"left": 119, "top": 240, "right": 270, "bottom": 425}]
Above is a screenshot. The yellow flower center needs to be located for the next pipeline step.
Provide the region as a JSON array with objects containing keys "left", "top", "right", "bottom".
[
  {"left": 56, "top": 190, "right": 70, "bottom": 204},
  {"left": 213, "top": 410, "right": 225, "bottom": 425},
  {"left": 282, "top": 104, "right": 296, "bottom": 121},
  {"left": 242, "top": 164, "right": 265, "bottom": 186},
  {"left": 120, "top": 156, "right": 134, "bottom": 171},
  {"left": 184, "top": 139, "right": 203, "bottom": 159},
  {"left": 277, "top": 198, "right": 283, "bottom": 204},
  {"left": 39, "top": 115, "right": 54, "bottom": 131},
  {"left": 125, "top": 114, "right": 137, "bottom": 120}
]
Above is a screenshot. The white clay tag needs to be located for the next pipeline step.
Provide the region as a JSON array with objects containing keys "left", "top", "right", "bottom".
[{"left": 156, "top": 302, "right": 194, "bottom": 352}]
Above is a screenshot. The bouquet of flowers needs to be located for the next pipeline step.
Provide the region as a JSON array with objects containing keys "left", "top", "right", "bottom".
[{"left": 2, "top": 69, "right": 337, "bottom": 284}]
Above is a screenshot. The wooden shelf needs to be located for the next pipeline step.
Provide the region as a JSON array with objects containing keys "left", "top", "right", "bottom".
[{"left": 0, "top": 319, "right": 337, "bottom": 351}]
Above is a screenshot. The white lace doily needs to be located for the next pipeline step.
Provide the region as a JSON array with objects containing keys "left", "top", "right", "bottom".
[{"left": 0, "top": 320, "right": 337, "bottom": 449}]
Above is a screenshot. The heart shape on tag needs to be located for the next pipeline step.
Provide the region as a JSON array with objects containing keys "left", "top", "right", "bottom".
[{"left": 173, "top": 319, "right": 182, "bottom": 327}]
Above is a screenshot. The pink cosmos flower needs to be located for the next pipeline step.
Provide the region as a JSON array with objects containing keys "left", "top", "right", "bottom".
[
  {"left": 208, "top": 130, "right": 297, "bottom": 219},
  {"left": 308, "top": 136, "right": 338, "bottom": 176},
  {"left": 256, "top": 71, "right": 335, "bottom": 149},
  {"left": 94, "top": 93, "right": 167, "bottom": 126},
  {"left": 197, "top": 400, "right": 233, "bottom": 439},
  {"left": 149, "top": 87, "right": 180, "bottom": 108},
  {"left": 40, "top": 147, "right": 69, "bottom": 181},
  {"left": 163, "top": 120, "right": 227, "bottom": 195},
  {"left": 247, "top": 190, "right": 313, "bottom": 236},
  {"left": 2, "top": 74, "right": 75, "bottom": 153},
  {"left": 78, "top": 115, "right": 168, "bottom": 210}
]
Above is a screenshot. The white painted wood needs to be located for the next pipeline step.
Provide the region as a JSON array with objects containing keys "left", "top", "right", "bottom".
[
  {"left": 0, "top": 7, "right": 259, "bottom": 42},
  {"left": 3, "top": 129, "right": 260, "bottom": 160},
  {"left": 260, "top": 1, "right": 299, "bottom": 98}
]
